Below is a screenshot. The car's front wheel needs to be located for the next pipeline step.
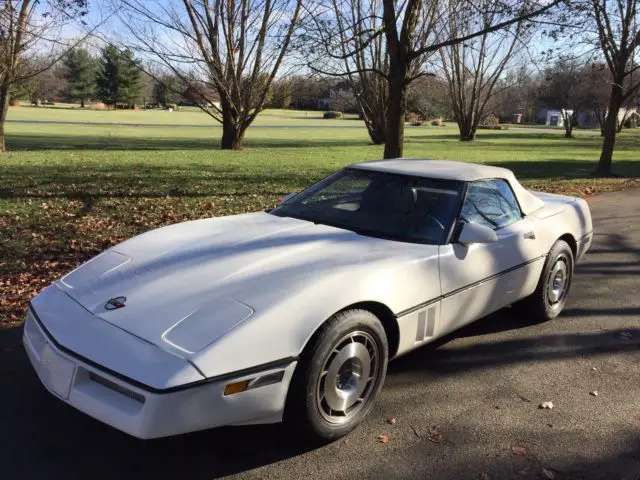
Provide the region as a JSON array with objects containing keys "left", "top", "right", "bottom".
[{"left": 286, "top": 309, "right": 388, "bottom": 443}]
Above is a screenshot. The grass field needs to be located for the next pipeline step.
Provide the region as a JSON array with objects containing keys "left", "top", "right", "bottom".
[
  {"left": 1, "top": 106, "right": 639, "bottom": 324},
  {"left": 7, "top": 104, "right": 361, "bottom": 126}
]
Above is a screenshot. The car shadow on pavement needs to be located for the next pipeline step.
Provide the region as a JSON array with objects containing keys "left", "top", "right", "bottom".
[
  {"left": 0, "top": 325, "right": 315, "bottom": 479},
  {"left": 2, "top": 305, "right": 639, "bottom": 479},
  {"left": 388, "top": 311, "right": 640, "bottom": 379}
]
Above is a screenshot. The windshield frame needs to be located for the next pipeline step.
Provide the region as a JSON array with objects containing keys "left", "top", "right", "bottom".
[{"left": 270, "top": 167, "right": 466, "bottom": 245}]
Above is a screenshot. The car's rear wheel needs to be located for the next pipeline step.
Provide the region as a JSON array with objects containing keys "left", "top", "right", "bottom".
[
  {"left": 518, "top": 239, "right": 574, "bottom": 321},
  {"left": 286, "top": 309, "right": 388, "bottom": 443}
]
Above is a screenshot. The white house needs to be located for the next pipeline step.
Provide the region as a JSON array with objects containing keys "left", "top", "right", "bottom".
[
  {"left": 540, "top": 106, "right": 639, "bottom": 128},
  {"left": 542, "top": 109, "right": 573, "bottom": 127}
]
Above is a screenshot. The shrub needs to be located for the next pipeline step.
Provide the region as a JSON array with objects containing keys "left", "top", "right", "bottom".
[
  {"left": 483, "top": 114, "right": 500, "bottom": 125},
  {"left": 166, "top": 103, "right": 177, "bottom": 111},
  {"left": 477, "top": 125, "right": 508, "bottom": 130},
  {"left": 323, "top": 111, "right": 343, "bottom": 119},
  {"left": 430, "top": 119, "right": 442, "bottom": 126},
  {"left": 8, "top": 99, "right": 20, "bottom": 107},
  {"left": 411, "top": 120, "right": 424, "bottom": 126}
]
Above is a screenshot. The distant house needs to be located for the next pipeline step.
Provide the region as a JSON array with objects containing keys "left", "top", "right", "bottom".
[
  {"left": 538, "top": 105, "right": 640, "bottom": 128},
  {"left": 537, "top": 108, "right": 573, "bottom": 127},
  {"left": 618, "top": 107, "right": 640, "bottom": 128}
]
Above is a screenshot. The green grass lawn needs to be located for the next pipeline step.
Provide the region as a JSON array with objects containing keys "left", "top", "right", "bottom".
[
  {"left": 7, "top": 104, "right": 361, "bottom": 126},
  {"left": 1, "top": 106, "right": 639, "bottom": 324}
]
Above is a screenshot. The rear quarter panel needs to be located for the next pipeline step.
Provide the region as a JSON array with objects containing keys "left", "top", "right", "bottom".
[{"left": 530, "top": 193, "right": 593, "bottom": 259}]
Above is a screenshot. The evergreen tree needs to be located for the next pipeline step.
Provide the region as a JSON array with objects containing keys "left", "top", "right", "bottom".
[
  {"left": 95, "top": 45, "right": 143, "bottom": 109},
  {"left": 63, "top": 48, "right": 97, "bottom": 108},
  {"left": 118, "top": 49, "right": 143, "bottom": 106}
]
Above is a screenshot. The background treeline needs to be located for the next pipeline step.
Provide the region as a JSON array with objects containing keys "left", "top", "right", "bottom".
[{"left": 16, "top": 47, "right": 634, "bottom": 138}]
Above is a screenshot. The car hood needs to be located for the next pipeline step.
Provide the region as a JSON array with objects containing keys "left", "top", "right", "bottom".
[{"left": 57, "top": 212, "right": 408, "bottom": 357}]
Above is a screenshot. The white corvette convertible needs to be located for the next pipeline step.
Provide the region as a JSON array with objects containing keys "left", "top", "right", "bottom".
[{"left": 24, "top": 159, "right": 592, "bottom": 441}]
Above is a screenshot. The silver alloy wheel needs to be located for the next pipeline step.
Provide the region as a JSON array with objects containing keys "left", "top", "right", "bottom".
[
  {"left": 316, "top": 330, "right": 380, "bottom": 424},
  {"left": 547, "top": 253, "right": 570, "bottom": 305}
]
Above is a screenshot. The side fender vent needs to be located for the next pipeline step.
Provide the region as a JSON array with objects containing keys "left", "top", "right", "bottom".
[{"left": 415, "top": 307, "right": 436, "bottom": 342}]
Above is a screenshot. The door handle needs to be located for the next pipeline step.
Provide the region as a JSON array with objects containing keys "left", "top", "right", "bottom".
[{"left": 523, "top": 231, "right": 536, "bottom": 240}]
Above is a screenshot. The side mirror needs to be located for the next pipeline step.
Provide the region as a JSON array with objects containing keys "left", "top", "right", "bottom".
[
  {"left": 458, "top": 222, "right": 498, "bottom": 246},
  {"left": 280, "top": 192, "right": 298, "bottom": 205}
]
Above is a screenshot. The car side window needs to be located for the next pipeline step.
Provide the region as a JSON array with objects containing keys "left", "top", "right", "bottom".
[{"left": 460, "top": 179, "right": 522, "bottom": 230}]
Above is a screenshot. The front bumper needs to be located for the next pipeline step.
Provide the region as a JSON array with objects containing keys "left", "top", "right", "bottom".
[{"left": 23, "top": 309, "right": 297, "bottom": 439}]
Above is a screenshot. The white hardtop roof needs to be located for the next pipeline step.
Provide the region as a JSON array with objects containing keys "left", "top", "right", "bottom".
[
  {"left": 349, "top": 158, "right": 514, "bottom": 182},
  {"left": 349, "top": 158, "right": 545, "bottom": 215}
]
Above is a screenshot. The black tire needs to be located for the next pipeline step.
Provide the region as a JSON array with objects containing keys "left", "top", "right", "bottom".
[
  {"left": 518, "top": 239, "right": 574, "bottom": 321},
  {"left": 285, "top": 309, "right": 388, "bottom": 443}
]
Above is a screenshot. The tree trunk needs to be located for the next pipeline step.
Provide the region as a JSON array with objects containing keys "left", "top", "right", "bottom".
[
  {"left": 0, "top": 84, "right": 10, "bottom": 153},
  {"left": 366, "top": 122, "right": 386, "bottom": 145},
  {"left": 358, "top": 105, "right": 386, "bottom": 145},
  {"left": 220, "top": 122, "right": 245, "bottom": 150},
  {"left": 384, "top": 70, "right": 407, "bottom": 159},
  {"left": 220, "top": 102, "right": 246, "bottom": 150},
  {"left": 594, "top": 82, "right": 623, "bottom": 176},
  {"left": 561, "top": 111, "right": 573, "bottom": 138},
  {"left": 457, "top": 116, "right": 475, "bottom": 141},
  {"left": 564, "top": 123, "right": 573, "bottom": 138},
  {"left": 80, "top": 98, "right": 85, "bottom": 108}
]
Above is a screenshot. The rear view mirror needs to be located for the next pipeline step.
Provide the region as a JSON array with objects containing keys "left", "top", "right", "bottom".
[{"left": 458, "top": 222, "right": 498, "bottom": 246}]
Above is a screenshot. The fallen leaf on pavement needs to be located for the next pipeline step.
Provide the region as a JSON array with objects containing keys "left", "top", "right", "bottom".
[
  {"left": 377, "top": 434, "right": 391, "bottom": 444},
  {"left": 541, "top": 468, "right": 555, "bottom": 479},
  {"left": 429, "top": 426, "right": 442, "bottom": 444},
  {"left": 511, "top": 446, "right": 526, "bottom": 456},
  {"left": 590, "top": 390, "right": 598, "bottom": 396},
  {"left": 539, "top": 401, "right": 554, "bottom": 410},
  {"left": 386, "top": 417, "right": 396, "bottom": 425}
]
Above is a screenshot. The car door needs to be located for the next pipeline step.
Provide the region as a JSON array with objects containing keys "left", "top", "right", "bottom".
[{"left": 437, "top": 179, "right": 546, "bottom": 336}]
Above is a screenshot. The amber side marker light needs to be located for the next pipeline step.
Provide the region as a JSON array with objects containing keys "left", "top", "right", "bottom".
[{"left": 224, "top": 380, "right": 250, "bottom": 396}]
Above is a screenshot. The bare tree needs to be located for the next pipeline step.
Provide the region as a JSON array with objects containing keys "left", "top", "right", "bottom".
[
  {"left": 575, "top": 62, "right": 612, "bottom": 135},
  {"left": 119, "top": 0, "right": 303, "bottom": 150},
  {"left": 581, "top": 0, "right": 640, "bottom": 175},
  {"left": 0, "top": 0, "right": 89, "bottom": 151},
  {"left": 539, "top": 58, "right": 586, "bottom": 138},
  {"left": 406, "top": 75, "right": 452, "bottom": 121},
  {"left": 308, "top": 0, "right": 563, "bottom": 158},
  {"left": 438, "top": 1, "right": 532, "bottom": 141},
  {"left": 491, "top": 64, "right": 542, "bottom": 122},
  {"left": 289, "top": 75, "right": 330, "bottom": 110},
  {"left": 617, "top": 76, "right": 640, "bottom": 131},
  {"left": 307, "top": 0, "right": 393, "bottom": 144}
]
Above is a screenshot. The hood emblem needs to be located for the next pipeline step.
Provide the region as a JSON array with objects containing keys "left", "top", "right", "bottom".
[{"left": 105, "top": 297, "right": 127, "bottom": 310}]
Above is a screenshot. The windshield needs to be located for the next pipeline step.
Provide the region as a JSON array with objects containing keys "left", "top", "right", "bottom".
[{"left": 270, "top": 168, "right": 464, "bottom": 244}]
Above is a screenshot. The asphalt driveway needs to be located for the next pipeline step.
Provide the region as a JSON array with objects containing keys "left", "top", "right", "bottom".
[{"left": 1, "top": 189, "right": 639, "bottom": 480}]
